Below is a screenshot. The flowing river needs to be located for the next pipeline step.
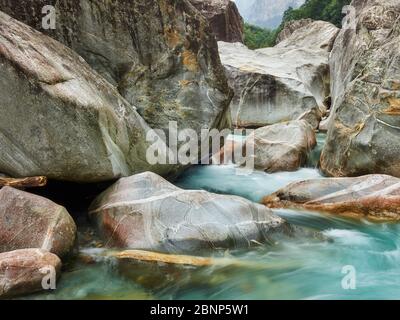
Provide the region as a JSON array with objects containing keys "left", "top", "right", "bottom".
[{"left": 25, "top": 134, "right": 400, "bottom": 300}]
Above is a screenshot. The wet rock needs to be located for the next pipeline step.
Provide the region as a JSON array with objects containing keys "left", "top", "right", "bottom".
[
  {"left": 263, "top": 174, "right": 400, "bottom": 221},
  {"left": 0, "top": 11, "right": 173, "bottom": 182},
  {"left": 213, "top": 120, "right": 316, "bottom": 172},
  {"left": 219, "top": 41, "right": 329, "bottom": 128},
  {"left": 0, "top": 0, "right": 232, "bottom": 141},
  {"left": 89, "top": 172, "right": 292, "bottom": 254},
  {"left": 190, "top": 0, "right": 244, "bottom": 42},
  {"left": 0, "top": 249, "right": 61, "bottom": 298},
  {"left": 320, "top": 0, "right": 400, "bottom": 178},
  {"left": 0, "top": 187, "right": 76, "bottom": 257}
]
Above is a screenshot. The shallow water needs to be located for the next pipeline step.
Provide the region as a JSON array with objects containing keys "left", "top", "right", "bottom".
[{"left": 26, "top": 134, "right": 400, "bottom": 300}]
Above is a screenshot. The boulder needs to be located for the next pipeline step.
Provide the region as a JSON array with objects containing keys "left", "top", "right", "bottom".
[
  {"left": 262, "top": 174, "right": 400, "bottom": 221},
  {"left": 89, "top": 172, "right": 292, "bottom": 254},
  {"left": 0, "top": 187, "right": 76, "bottom": 257},
  {"left": 0, "top": 0, "right": 232, "bottom": 140},
  {"left": 0, "top": 249, "right": 61, "bottom": 298},
  {"left": 213, "top": 120, "right": 316, "bottom": 172},
  {"left": 190, "top": 0, "right": 244, "bottom": 43},
  {"left": 218, "top": 41, "right": 329, "bottom": 128},
  {"left": 276, "top": 19, "right": 314, "bottom": 43},
  {"left": 276, "top": 20, "right": 340, "bottom": 52},
  {"left": 320, "top": 0, "right": 400, "bottom": 178},
  {"left": 0, "top": 11, "right": 173, "bottom": 182}
]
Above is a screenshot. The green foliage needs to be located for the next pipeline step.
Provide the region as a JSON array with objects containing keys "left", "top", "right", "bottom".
[
  {"left": 243, "top": 0, "right": 352, "bottom": 49},
  {"left": 282, "top": 0, "right": 352, "bottom": 27},
  {"left": 243, "top": 23, "right": 279, "bottom": 49}
]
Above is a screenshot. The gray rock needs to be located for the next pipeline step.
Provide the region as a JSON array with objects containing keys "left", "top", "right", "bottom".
[
  {"left": 276, "top": 20, "right": 339, "bottom": 52},
  {"left": 0, "top": 249, "right": 61, "bottom": 298},
  {"left": 218, "top": 41, "right": 330, "bottom": 129},
  {"left": 0, "top": 186, "right": 76, "bottom": 258},
  {"left": 190, "top": 0, "right": 244, "bottom": 43},
  {"left": 321, "top": 0, "right": 400, "bottom": 177},
  {"left": 263, "top": 174, "right": 400, "bottom": 221},
  {"left": 89, "top": 172, "right": 292, "bottom": 254},
  {"left": 0, "top": 11, "right": 173, "bottom": 182},
  {"left": 0, "top": 0, "right": 232, "bottom": 140}
]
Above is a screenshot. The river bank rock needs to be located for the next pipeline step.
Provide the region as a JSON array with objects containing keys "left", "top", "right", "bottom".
[
  {"left": 213, "top": 120, "right": 316, "bottom": 172},
  {"left": 89, "top": 172, "right": 292, "bottom": 254},
  {"left": 0, "top": 11, "right": 175, "bottom": 182},
  {"left": 262, "top": 174, "right": 400, "bottom": 221},
  {"left": 320, "top": 0, "right": 400, "bottom": 178},
  {"left": 218, "top": 40, "right": 329, "bottom": 129},
  {"left": 0, "top": 249, "right": 61, "bottom": 298},
  {"left": 190, "top": 0, "right": 244, "bottom": 43},
  {"left": 0, "top": 187, "right": 76, "bottom": 257},
  {"left": 0, "top": 0, "right": 232, "bottom": 140}
]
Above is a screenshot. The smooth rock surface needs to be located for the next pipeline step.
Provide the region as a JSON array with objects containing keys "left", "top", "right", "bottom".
[
  {"left": 321, "top": 0, "right": 400, "bottom": 178},
  {"left": 89, "top": 172, "right": 292, "bottom": 254},
  {"left": 0, "top": 0, "right": 232, "bottom": 139},
  {"left": 213, "top": 120, "right": 316, "bottom": 172},
  {"left": 276, "top": 20, "right": 339, "bottom": 52},
  {"left": 0, "top": 187, "right": 76, "bottom": 257},
  {"left": 219, "top": 41, "right": 329, "bottom": 128},
  {"left": 263, "top": 174, "right": 400, "bottom": 221},
  {"left": 190, "top": 0, "right": 244, "bottom": 42},
  {"left": 0, "top": 249, "right": 61, "bottom": 298},
  {"left": 0, "top": 11, "right": 173, "bottom": 182}
]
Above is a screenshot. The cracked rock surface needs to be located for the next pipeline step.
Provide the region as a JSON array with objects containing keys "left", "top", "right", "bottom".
[{"left": 321, "top": 0, "right": 400, "bottom": 177}]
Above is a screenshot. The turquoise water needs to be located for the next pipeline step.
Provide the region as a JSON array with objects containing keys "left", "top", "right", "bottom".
[{"left": 27, "top": 133, "right": 400, "bottom": 300}]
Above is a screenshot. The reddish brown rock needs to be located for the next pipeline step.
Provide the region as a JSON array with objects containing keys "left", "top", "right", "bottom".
[
  {"left": 262, "top": 175, "right": 400, "bottom": 221},
  {"left": 0, "top": 249, "right": 61, "bottom": 298},
  {"left": 190, "top": 0, "right": 244, "bottom": 42},
  {"left": 0, "top": 187, "right": 77, "bottom": 257}
]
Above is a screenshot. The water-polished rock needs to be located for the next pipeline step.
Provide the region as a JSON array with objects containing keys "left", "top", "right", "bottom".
[
  {"left": 190, "top": 0, "right": 244, "bottom": 43},
  {"left": 0, "top": 187, "right": 76, "bottom": 257},
  {"left": 213, "top": 120, "right": 316, "bottom": 172},
  {"left": 263, "top": 174, "right": 400, "bottom": 221},
  {"left": 0, "top": 249, "right": 61, "bottom": 298},
  {"left": 89, "top": 172, "right": 292, "bottom": 253},
  {"left": 0, "top": 11, "right": 173, "bottom": 182},
  {"left": 321, "top": 0, "right": 400, "bottom": 178},
  {"left": 276, "top": 20, "right": 339, "bottom": 52},
  {"left": 218, "top": 41, "right": 329, "bottom": 129},
  {"left": 0, "top": 0, "right": 232, "bottom": 140}
]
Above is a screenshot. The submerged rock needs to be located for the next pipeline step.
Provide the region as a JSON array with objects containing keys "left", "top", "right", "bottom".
[
  {"left": 89, "top": 172, "right": 292, "bottom": 254},
  {"left": 0, "top": 11, "right": 173, "bottom": 182},
  {"left": 263, "top": 174, "right": 400, "bottom": 221},
  {"left": 0, "top": 187, "right": 76, "bottom": 257},
  {"left": 0, "top": 249, "right": 61, "bottom": 298},
  {"left": 0, "top": 0, "right": 232, "bottom": 140},
  {"left": 213, "top": 120, "right": 316, "bottom": 172},
  {"left": 320, "top": 0, "right": 400, "bottom": 178},
  {"left": 190, "top": 0, "right": 244, "bottom": 43},
  {"left": 218, "top": 40, "right": 329, "bottom": 129}
]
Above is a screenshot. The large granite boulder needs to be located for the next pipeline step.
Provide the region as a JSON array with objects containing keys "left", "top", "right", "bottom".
[
  {"left": 262, "top": 174, "right": 400, "bottom": 221},
  {"left": 0, "top": 249, "right": 61, "bottom": 298},
  {"left": 190, "top": 0, "right": 244, "bottom": 43},
  {"left": 89, "top": 172, "right": 292, "bottom": 254},
  {"left": 0, "top": 187, "right": 76, "bottom": 258},
  {"left": 218, "top": 41, "right": 330, "bottom": 129},
  {"left": 321, "top": 0, "right": 400, "bottom": 178},
  {"left": 276, "top": 20, "right": 340, "bottom": 52},
  {"left": 0, "top": 0, "right": 232, "bottom": 139},
  {"left": 213, "top": 120, "right": 316, "bottom": 172},
  {"left": 0, "top": 11, "right": 174, "bottom": 182}
]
